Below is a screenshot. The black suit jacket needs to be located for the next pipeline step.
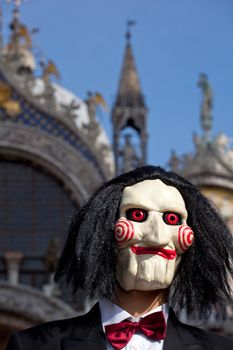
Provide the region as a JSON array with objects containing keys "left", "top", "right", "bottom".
[{"left": 6, "top": 303, "right": 233, "bottom": 350}]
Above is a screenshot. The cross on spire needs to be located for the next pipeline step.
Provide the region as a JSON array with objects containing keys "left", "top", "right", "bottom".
[{"left": 126, "top": 20, "right": 136, "bottom": 43}]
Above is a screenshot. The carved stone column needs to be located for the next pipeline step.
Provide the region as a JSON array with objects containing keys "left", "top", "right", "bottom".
[{"left": 4, "top": 251, "right": 23, "bottom": 285}]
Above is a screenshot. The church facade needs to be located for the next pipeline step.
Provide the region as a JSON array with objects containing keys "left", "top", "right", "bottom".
[{"left": 0, "top": 8, "right": 114, "bottom": 349}]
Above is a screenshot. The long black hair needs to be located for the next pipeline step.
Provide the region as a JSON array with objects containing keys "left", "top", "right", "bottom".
[{"left": 55, "top": 166, "right": 233, "bottom": 316}]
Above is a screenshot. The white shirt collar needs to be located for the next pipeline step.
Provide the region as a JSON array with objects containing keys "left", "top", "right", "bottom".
[{"left": 100, "top": 298, "right": 169, "bottom": 330}]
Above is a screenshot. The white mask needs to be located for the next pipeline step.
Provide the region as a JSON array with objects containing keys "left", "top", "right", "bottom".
[{"left": 115, "top": 179, "right": 194, "bottom": 291}]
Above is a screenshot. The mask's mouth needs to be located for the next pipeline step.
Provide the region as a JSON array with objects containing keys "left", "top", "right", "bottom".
[{"left": 130, "top": 246, "right": 177, "bottom": 260}]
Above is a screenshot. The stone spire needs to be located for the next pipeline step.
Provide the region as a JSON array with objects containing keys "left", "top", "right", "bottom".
[
  {"left": 116, "top": 27, "right": 143, "bottom": 106},
  {"left": 112, "top": 22, "right": 148, "bottom": 175}
]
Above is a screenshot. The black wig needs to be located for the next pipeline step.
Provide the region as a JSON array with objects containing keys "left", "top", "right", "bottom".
[{"left": 55, "top": 166, "right": 233, "bottom": 316}]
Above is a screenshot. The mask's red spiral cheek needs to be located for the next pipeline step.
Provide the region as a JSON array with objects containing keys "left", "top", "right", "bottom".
[
  {"left": 115, "top": 218, "right": 135, "bottom": 247},
  {"left": 176, "top": 225, "right": 194, "bottom": 254}
]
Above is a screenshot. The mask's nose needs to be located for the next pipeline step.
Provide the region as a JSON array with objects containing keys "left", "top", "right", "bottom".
[{"left": 139, "top": 211, "right": 171, "bottom": 247}]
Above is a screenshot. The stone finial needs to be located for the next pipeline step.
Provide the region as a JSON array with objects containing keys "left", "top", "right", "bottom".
[
  {"left": 43, "top": 239, "right": 61, "bottom": 298},
  {"left": 44, "top": 238, "right": 59, "bottom": 274},
  {"left": 4, "top": 251, "right": 23, "bottom": 285},
  {"left": 168, "top": 150, "right": 181, "bottom": 173}
]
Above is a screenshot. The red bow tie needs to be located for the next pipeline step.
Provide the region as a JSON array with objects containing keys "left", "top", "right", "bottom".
[{"left": 105, "top": 311, "right": 166, "bottom": 350}]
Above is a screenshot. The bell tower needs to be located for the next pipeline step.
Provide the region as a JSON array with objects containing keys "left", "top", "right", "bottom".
[{"left": 112, "top": 23, "right": 148, "bottom": 175}]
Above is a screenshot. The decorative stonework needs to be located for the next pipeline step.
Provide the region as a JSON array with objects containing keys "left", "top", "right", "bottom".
[
  {"left": 0, "top": 8, "right": 114, "bottom": 338},
  {"left": 0, "top": 122, "right": 104, "bottom": 203},
  {"left": 169, "top": 75, "right": 233, "bottom": 191},
  {"left": 0, "top": 281, "right": 76, "bottom": 330},
  {"left": 168, "top": 75, "right": 233, "bottom": 336},
  {"left": 169, "top": 133, "right": 233, "bottom": 231},
  {"left": 0, "top": 61, "right": 114, "bottom": 180},
  {"left": 0, "top": 6, "right": 114, "bottom": 179},
  {"left": 200, "top": 186, "right": 233, "bottom": 230},
  {"left": 4, "top": 252, "right": 23, "bottom": 286},
  {"left": 169, "top": 74, "right": 233, "bottom": 191},
  {"left": 112, "top": 28, "right": 148, "bottom": 175},
  {"left": 169, "top": 134, "right": 233, "bottom": 191}
]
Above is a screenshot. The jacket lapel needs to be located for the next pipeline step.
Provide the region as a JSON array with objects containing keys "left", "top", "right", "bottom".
[
  {"left": 62, "top": 331, "right": 106, "bottom": 350},
  {"left": 164, "top": 308, "right": 204, "bottom": 350},
  {"left": 61, "top": 303, "right": 107, "bottom": 350}
]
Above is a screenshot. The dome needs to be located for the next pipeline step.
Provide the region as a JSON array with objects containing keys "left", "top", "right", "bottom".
[{"left": 30, "top": 79, "right": 115, "bottom": 175}]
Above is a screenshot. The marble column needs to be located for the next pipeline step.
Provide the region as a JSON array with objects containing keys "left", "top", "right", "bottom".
[{"left": 4, "top": 251, "right": 23, "bottom": 285}]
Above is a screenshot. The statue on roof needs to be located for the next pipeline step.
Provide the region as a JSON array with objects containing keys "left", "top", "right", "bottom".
[
  {"left": 3, "top": 8, "right": 36, "bottom": 74},
  {"left": 120, "top": 134, "right": 139, "bottom": 173},
  {"left": 198, "top": 73, "right": 213, "bottom": 141},
  {"left": 168, "top": 149, "right": 181, "bottom": 172},
  {"left": 82, "top": 91, "right": 110, "bottom": 156},
  {"left": 8, "top": 8, "right": 32, "bottom": 51},
  {"left": 41, "top": 59, "right": 60, "bottom": 84},
  {"left": 85, "top": 91, "right": 108, "bottom": 122},
  {"left": 38, "top": 59, "right": 60, "bottom": 106}
]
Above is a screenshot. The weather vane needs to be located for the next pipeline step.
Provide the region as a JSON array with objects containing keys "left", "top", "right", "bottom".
[{"left": 5, "top": 0, "right": 27, "bottom": 6}]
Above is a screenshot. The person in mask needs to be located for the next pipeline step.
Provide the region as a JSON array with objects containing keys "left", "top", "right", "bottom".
[{"left": 6, "top": 166, "right": 233, "bottom": 350}]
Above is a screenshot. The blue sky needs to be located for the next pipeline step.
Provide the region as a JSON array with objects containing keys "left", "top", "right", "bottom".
[{"left": 2, "top": 0, "right": 233, "bottom": 168}]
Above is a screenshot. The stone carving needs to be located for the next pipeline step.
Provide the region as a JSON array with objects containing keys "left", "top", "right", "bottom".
[
  {"left": 83, "top": 92, "right": 102, "bottom": 144},
  {"left": 43, "top": 239, "right": 61, "bottom": 298},
  {"left": 0, "top": 281, "right": 75, "bottom": 327},
  {"left": 169, "top": 132, "right": 233, "bottom": 190},
  {"left": 0, "top": 7, "right": 114, "bottom": 180},
  {"left": 215, "top": 133, "right": 232, "bottom": 152},
  {"left": 0, "top": 122, "right": 105, "bottom": 203},
  {"left": 198, "top": 73, "right": 213, "bottom": 141},
  {"left": 120, "top": 134, "right": 139, "bottom": 173},
  {"left": 0, "top": 68, "right": 114, "bottom": 179},
  {"left": 4, "top": 252, "right": 23, "bottom": 286},
  {"left": 168, "top": 150, "right": 181, "bottom": 173},
  {"left": 60, "top": 99, "right": 80, "bottom": 119},
  {"left": 111, "top": 25, "right": 148, "bottom": 175},
  {"left": 169, "top": 74, "right": 233, "bottom": 191}
]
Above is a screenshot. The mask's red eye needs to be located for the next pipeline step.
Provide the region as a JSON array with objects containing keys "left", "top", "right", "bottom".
[
  {"left": 163, "top": 212, "right": 181, "bottom": 225},
  {"left": 126, "top": 208, "right": 147, "bottom": 222}
]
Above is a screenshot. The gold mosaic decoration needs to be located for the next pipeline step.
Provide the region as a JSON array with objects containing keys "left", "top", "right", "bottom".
[{"left": 0, "top": 82, "right": 21, "bottom": 117}]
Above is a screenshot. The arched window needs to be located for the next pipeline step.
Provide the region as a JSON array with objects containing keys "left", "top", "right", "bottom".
[{"left": 0, "top": 159, "right": 77, "bottom": 291}]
